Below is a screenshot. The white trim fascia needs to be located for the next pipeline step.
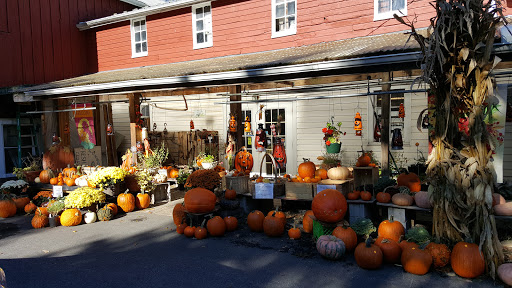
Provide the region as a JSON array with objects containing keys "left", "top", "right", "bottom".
[
  {"left": 21, "top": 52, "right": 422, "bottom": 97},
  {"left": 77, "top": 0, "right": 218, "bottom": 31}
]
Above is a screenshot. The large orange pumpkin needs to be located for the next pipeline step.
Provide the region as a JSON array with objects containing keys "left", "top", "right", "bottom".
[
  {"left": 397, "top": 172, "right": 421, "bottom": 192},
  {"left": 332, "top": 225, "right": 358, "bottom": 251},
  {"left": 311, "top": 189, "right": 347, "bottom": 223},
  {"left": 184, "top": 188, "right": 217, "bottom": 213},
  {"left": 234, "top": 146, "right": 254, "bottom": 172},
  {"left": 302, "top": 210, "right": 315, "bottom": 233},
  {"left": 401, "top": 246, "right": 432, "bottom": 275},
  {"left": 42, "top": 144, "right": 75, "bottom": 171},
  {"left": 377, "top": 217, "right": 405, "bottom": 242},
  {"left": 247, "top": 210, "right": 265, "bottom": 232},
  {"left": 263, "top": 213, "right": 285, "bottom": 237},
  {"left": 451, "top": 242, "right": 485, "bottom": 278},
  {"left": 375, "top": 237, "right": 402, "bottom": 264},
  {"left": 298, "top": 159, "right": 316, "bottom": 179},
  {"left": 207, "top": 216, "right": 226, "bottom": 237},
  {"left": 135, "top": 192, "right": 150, "bottom": 209},
  {"left": 0, "top": 198, "right": 17, "bottom": 218},
  {"left": 117, "top": 192, "right": 136, "bottom": 213}
]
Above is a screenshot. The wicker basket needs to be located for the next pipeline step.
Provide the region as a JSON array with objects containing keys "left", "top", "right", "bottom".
[{"left": 248, "top": 153, "right": 285, "bottom": 199}]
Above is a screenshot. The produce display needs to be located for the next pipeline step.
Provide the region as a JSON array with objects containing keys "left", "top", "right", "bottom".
[{"left": 88, "top": 167, "right": 128, "bottom": 189}]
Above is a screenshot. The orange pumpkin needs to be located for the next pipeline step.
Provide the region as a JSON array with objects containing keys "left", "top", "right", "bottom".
[
  {"left": 207, "top": 216, "right": 226, "bottom": 237},
  {"left": 107, "top": 203, "right": 118, "bottom": 216},
  {"left": 315, "top": 168, "right": 328, "bottom": 180},
  {"left": 397, "top": 172, "right": 421, "bottom": 192},
  {"left": 39, "top": 169, "right": 54, "bottom": 184},
  {"left": 377, "top": 217, "right": 405, "bottom": 242},
  {"left": 302, "top": 210, "right": 315, "bottom": 233},
  {"left": 332, "top": 225, "right": 358, "bottom": 251},
  {"left": 117, "top": 192, "right": 136, "bottom": 213},
  {"left": 247, "top": 210, "right": 265, "bottom": 232},
  {"left": 234, "top": 146, "right": 254, "bottom": 172},
  {"left": 49, "top": 177, "right": 58, "bottom": 185},
  {"left": 184, "top": 188, "right": 217, "bottom": 213},
  {"left": 135, "top": 192, "right": 150, "bottom": 209},
  {"left": 311, "top": 189, "right": 347, "bottom": 223},
  {"left": 42, "top": 144, "right": 75, "bottom": 171},
  {"left": 451, "top": 242, "right": 485, "bottom": 278},
  {"left": 357, "top": 153, "right": 371, "bottom": 167},
  {"left": 167, "top": 168, "right": 179, "bottom": 178},
  {"left": 63, "top": 166, "right": 77, "bottom": 178},
  {"left": 172, "top": 202, "right": 186, "bottom": 225},
  {"left": 225, "top": 189, "right": 237, "bottom": 200},
  {"left": 298, "top": 159, "right": 316, "bottom": 179},
  {"left": 65, "top": 177, "right": 75, "bottom": 187}
]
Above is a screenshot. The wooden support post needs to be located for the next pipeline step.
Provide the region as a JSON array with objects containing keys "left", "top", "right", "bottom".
[
  {"left": 103, "top": 104, "right": 118, "bottom": 166},
  {"left": 380, "top": 72, "right": 391, "bottom": 178},
  {"left": 128, "top": 93, "right": 141, "bottom": 148},
  {"left": 57, "top": 99, "right": 70, "bottom": 146},
  {"left": 228, "top": 85, "right": 243, "bottom": 151},
  {"left": 93, "top": 96, "right": 102, "bottom": 146}
]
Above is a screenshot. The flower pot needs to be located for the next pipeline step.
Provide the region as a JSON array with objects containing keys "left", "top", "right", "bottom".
[
  {"left": 326, "top": 143, "right": 341, "bottom": 154},
  {"left": 177, "top": 183, "right": 185, "bottom": 190},
  {"left": 201, "top": 162, "right": 214, "bottom": 169},
  {"left": 23, "top": 170, "right": 42, "bottom": 183},
  {"left": 49, "top": 215, "right": 58, "bottom": 228}
]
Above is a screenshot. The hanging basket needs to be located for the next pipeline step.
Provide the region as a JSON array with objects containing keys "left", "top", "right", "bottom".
[{"left": 325, "top": 143, "right": 341, "bottom": 154}]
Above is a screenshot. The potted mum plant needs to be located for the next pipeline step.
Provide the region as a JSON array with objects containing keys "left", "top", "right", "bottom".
[{"left": 322, "top": 120, "right": 346, "bottom": 154}]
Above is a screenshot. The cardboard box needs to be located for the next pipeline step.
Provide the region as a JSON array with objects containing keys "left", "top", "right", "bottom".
[
  {"left": 74, "top": 146, "right": 102, "bottom": 166},
  {"left": 284, "top": 182, "right": 314, "bottom": 200}
]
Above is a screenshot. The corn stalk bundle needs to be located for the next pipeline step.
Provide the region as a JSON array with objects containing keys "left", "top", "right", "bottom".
[{"left": 396, "top": 0, "right": 506, "bottom": 278}]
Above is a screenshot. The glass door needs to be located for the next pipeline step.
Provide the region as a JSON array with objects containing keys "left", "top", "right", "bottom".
[{"left": 244, "top": 102, "right": 295, "bottom": 177}]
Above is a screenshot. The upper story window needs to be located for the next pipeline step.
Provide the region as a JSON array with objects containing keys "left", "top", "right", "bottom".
[
  {"left": 272, "top": 0, "right": 296, "bottom": 38},
  {"left": 131, "top": 18, "right": 148, "bottom": 58},
  {"left": 192, "top": 2, "right": 213, "bottom": 49},
  {"left": 374, "top": 0, "right": 406, "bottom": 21}
]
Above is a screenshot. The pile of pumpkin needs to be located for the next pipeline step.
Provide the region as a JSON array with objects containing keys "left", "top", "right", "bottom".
[
  {"left": 35, "top": 166, "right": 93, "bottom": 187},
  {"left": 289, "top": 159, "right": 351, "bottom": 183},
  {"left": 369, "top": 172, "right": 431, "bottom": 208},
  {"left": 172, "top": 188, "right": 239, "bottom": 239}
]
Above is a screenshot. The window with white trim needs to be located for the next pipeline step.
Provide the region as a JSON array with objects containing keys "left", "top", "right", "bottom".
[
  {"left": 272, "top": 0, "right": 296, "bottom": 38},
  {"left": 374, "top": 0, "right": 406, "bottom": 21},
  {"left": 192, "top": 2, "right": 213, "bottom": 49},
  {"left": 131, "top": 18, "right": 148, "bottom": 57}
]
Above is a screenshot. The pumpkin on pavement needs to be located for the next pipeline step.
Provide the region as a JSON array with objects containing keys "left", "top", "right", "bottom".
[
  {"left": 316, "top": 235, "right": 346, "bottom": 260},
  {"left": 425, "top": 242, "right": 451, "bottom": 268},
  {"left": 247, "top": 210, "right": 265, "bottom": 232},
  {"left": 401, "top": 246, "right": 432, "bottom": 275},
  {"left": 288, "top": 225, "right": 301, "bottom": 240},
  {"left": 224, "top": 216, "right": 238, "bottom": 232},
  {"left": 0, "top": 196, "right": 17, "bottom": 218},
  {"left": 355, "top": 238, "right": 383, "bottom": 269},
  {"left": 207, "top": 216, "right": 226, "bottom": 237},
  {"left": 375, "top": 238, "right": 401, "bottom": 264},
  {"left": 31, "top": 210, "right": 49, "bottom": 228},
  {"left": 97, "top": 206, "right": 113, "bottom": 221},
  {"left": 194, "top": 220, "right": 208, "bottom": 240},
  {"left": 135, "top": 192, "right": 150, "bottom": 209},
  {"left": 107, "top": 203, "right": 118, "bottom": 216},
  {"left": 61, "top": 209, "right": 82, "bottom": 226},
  {"left": 184, "top": 187, "right": 217, "bottom": 213},
  {"left": 451, "top": 242, "right": 485, "bottom": 278},
  {"left": 302, "top": 210, "right": 315, "bottom": 233},
  {"left": 24, "top": 201, "right": 37, "bottom": 214},
  {"left": 332, "top": 225, "right": 358, "bottom": 251},
  {"left": 312, "top": 189, "right": 347, "bottom": 223},
  {"left": 117, "top": 192, "right": 136, "bottom": 213},
  {"left": 263, "top": 212, "right": 285, "bottom": 237},
  {"left": 172, "top": 202, "right": 187, "bottom": 225}
]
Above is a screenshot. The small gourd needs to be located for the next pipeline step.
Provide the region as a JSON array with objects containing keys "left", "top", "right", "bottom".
[
  {"left": 34, "top": 177, "right": 41, "bottom": 183},
  {"left": 84, "top": 211, "right": 97, "bottom": 224},
  {"left": 327, "top": 166, "right": 350, "bottom": 180},
  {"left": 97, "top": 206, "right": 113, "bottom": 221},
  {"left": 316, "top": 235, "right": 345, "bottom": 260},
  {"left": 57, "top": 173, "right": 64, "bottom": 186}
]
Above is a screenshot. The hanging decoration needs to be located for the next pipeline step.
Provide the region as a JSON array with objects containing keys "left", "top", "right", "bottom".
[
  {"left": 225, "top": 134, "right": 236, "bottom": 169},
  {"left": 273, "top": 138, "right": 286, "bottom": 169},
  {"left": 229, "top": 115, "right": 237, "bottom": 133},
  {"left": 72, "top": 103, "right": 96, "bottom": 149},
  {"left": 107, "top": 123, "right": 114, "bottom": 136},
  {"left": 270, "top": 123, "right": 276, "bottom": 137},
  {"left": 354, "top": 112, "right": 362, "bottom": 136},
  {"left": 391, "top": 128, "right": 403, "bottom": 150},
  {"left": 190, "top": 120, "right": 194, "bottom": 130},
  {"left": 258, "top": 104, "right": 265, "bottom": 120},
  {"left": 398, "top": 103, "right": 405, "bottom": 118},
  {"left": 255, "top": 123, "right": 267, "bottom": 152},
  {"left": 52, "top": 132, "right": 60, "bottom": 145},
  {"left": 136, "top": 141, "right": 144, "bottom": 152},
  {"left": 373, "top": 120, "right": 381, "bottom": 142},
  {"left": 244, "top": 116, "right": 251, "bottom": 133}
]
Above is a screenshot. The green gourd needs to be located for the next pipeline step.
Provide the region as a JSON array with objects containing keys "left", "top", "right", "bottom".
[
  {"left": 405, "top": 226, "right": 431, "bottom": 244},
  {"left": 97, "top": 206, "right": 113, "bottom": 221},
  {"left": 351, "top": 218, "right": 376, "bottom": 237}
]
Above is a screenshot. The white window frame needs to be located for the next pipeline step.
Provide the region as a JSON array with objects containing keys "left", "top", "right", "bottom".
[
  {"left": 192, "top": 2, "right": 213, "bottom": 50},
  {"left": 374, "top": 0, "right": 407, "bottom": 21},
  {"left": 130, "top": 17, "right": 148, "bottom": 58},
  {"left": 271, "top": 0, "right": 297, "bottom": 38}
]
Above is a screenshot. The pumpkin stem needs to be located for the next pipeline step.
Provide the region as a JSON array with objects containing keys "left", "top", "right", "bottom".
[
  {"left": 365, "top": 236, "right": 373, "bottom": 248},
  {"left": 200, "top": 219, "right": 206, "bottom": 228}
]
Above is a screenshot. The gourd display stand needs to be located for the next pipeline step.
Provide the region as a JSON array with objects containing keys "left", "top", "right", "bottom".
[
  {"left": 376, "top": 202, "right": 431, "bottom": 230},
  {"left": 248, "top": 154, "right": 285, "bottom": 199},
  {"left": 352, "top": 167, "right": 379, "bottom": 188},
  {"left": 225, "top": 176, "right": 250, "bottom": 195},
  {"left": 185, "top": 205, "right": 220, "bottom": 227},
  {"left": 284, "top": 182, "right": 314, "bottom": 200},
  {"left": 313, "top": 179, "right": 353, "bottom": 196},
  {"left": 346, "top": 198, "right": 376, "bottom": 224}
]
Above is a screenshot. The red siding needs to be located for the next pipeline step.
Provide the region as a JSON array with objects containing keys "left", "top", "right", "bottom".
[
  {"left": 0, "top": 0, "right": 133, "bottom": 88},
  {"left": 95, "top": 0, "right": 435, "bottom": 72}
]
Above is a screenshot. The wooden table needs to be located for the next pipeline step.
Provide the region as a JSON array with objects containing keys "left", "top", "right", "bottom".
[{"left": 376, "top": 202, "right": 431, "bottom": 229}]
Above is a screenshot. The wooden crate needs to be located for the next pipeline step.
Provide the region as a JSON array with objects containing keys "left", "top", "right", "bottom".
[
  {"left": 225, "top": 176, "right": 250, "bottom": 195},
  {"left": 284, "top": 182, "right": 314, "bottom": 200},
  {"left": 249, "top": 181, "right": 285, "bottom": 199},
  {"left": 353, "top": 167, "right": 379, "bottom": 189},
  {"left": 313, "top": 179, "right": 353, "bottom": 196}
]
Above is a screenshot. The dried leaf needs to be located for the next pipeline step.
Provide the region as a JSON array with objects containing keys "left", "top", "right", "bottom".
[{"left": 460, "top": 47, "right": 470, "bottom": 61}]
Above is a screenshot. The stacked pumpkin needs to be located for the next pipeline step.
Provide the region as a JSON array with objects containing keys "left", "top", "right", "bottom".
[{"left": 291, "top": 159, "right": 351, "bottom": 183}]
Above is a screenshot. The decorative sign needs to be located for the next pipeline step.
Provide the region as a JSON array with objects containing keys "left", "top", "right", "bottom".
[
  {"left": 253, "top": 183, "right": 274, "bottom": 199},
  {"left": 72, "top": 103, "right": 96, "bottom": 149},
  {"left": 74, "top": 146, "right": 102, "bottom": 166},
  {"left": 53, "top": 185, "right": 63, "bottom": 198},
  {"left": 316, "top": 184, "right": 336, "bottom": 194}
]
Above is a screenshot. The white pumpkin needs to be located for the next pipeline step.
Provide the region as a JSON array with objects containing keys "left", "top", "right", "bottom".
[
  {"left": 34, "top": 177, "right": 41, "bottom": 183},
  {"left": 75, "top": 175, "right": 89, "bottom": 187},
  {"left": 327, "top": 167, "right": 349, "bottom": 180},
  {"left": 84, "top": 211, "right": 97, "bottom": 224},
  {"left": 494, "top": 202, "right": 512, "bottom": 216},
  {"left": 498, "top": 263, "right": 512, "bottom": 285}
]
